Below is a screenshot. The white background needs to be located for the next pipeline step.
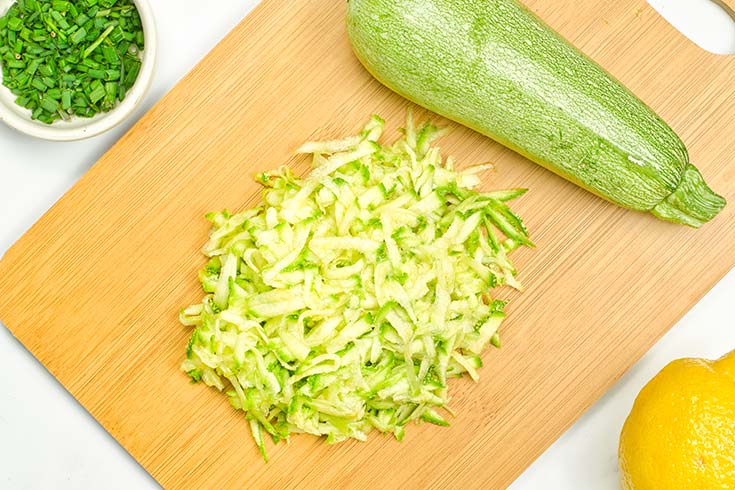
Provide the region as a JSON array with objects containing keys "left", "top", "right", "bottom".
[{"left": 0, "top": 1, "right": 733, "bottom": 488}]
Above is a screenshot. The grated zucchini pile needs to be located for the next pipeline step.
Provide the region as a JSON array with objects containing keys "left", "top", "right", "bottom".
[{"left": 181, "top": 114, "right": 531, "bottom": 459}]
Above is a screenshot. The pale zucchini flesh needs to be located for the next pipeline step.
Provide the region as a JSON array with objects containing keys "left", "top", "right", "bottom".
[
  {"left": 181, "top": 115, "right": 530, "bottom": 457},
  {"left": 347, "top": 0, "right": 725, "bottom": 227}
]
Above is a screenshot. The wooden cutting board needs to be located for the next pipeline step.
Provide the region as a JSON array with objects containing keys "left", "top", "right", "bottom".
[{"left": 1, "top": 0, "right": 733, "bottom": 488}]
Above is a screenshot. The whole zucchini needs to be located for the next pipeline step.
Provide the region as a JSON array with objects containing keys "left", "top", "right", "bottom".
[{"left": 346, "top": 0, "right": 725, "bottom": 227}]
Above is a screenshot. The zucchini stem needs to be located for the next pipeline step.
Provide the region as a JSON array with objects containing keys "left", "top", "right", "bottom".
[{"left": 652, "top": 164, "right": 726, "bottom": 228}]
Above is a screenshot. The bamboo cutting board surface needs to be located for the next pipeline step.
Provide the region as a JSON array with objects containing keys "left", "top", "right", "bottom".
[{"left": 1, "top": 0, "right": 734, "bottom": 488}]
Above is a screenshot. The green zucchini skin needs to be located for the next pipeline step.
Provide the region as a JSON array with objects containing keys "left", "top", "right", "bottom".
[{"left": 347, "top": 0, "right": 725, "bottom": 226}]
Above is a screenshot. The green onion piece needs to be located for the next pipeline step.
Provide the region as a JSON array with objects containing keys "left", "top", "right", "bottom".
[
  {"left": 50, "top": 10, "right": 70, "bottom": 30},
  {"left": 87, "top": 68, "right": 104, "bottom": 79},
  {"left": 61, "top": 89, "right": 72, "bottom": 110},
  {"left": 13, "top": 72, "right": 29, "bottom": 85},
  {"left": 46, "top": 87, "right": 62, "bottom": 99},
  {"left": 70, "top": 26, "right": 86, "bottom": 44},
  {"left": 25, "top": 58, "right": 41, "bottom": 75},
  {"left": 38, "top": 64, "right": 53, "bottom": 77},
  {"left": 82, "top": 57, "right": 100, "bottom": 68},
  {"left": 88, "top": 79, "right": 105, "bottom": 103},
  {"left": 82, "top": 23, "right": 113, "bottom": 57},
  {"left": 108, "top": 25, "right": 124, "bottom": 44},
  {"left": 101, "top": 44, "right": 117, "bottom": 63},
  {"left": 123, "top": 58, "right": 139, "bottom": 87},
  {"left": 101, "top": 80, "right": 116, "bottom": 110},
  {"left": 31, "top": 77, "right": 47, "bottom": 91},
  {"left": 7, "top": 17, "right": 23, "bottom": 31},
  {"left": 40, "top": 96, "right": 59, "bottom": 113},
  {"left": 52, "top": 1, "right": 72, "bottom": 13}
]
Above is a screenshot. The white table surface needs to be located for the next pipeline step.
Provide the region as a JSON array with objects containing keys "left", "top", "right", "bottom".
[{"left": 1, "top": 1, "right": 733, "bottom": 488}]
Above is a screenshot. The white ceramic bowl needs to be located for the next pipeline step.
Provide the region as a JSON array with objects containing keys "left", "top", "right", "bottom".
[{"left": 0, "top": 0, "right": 156, "bottom": 141}]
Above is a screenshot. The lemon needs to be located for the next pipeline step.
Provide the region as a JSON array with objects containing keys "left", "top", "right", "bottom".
[{"left": 619, "top": 349, "right": 735, "bottom": 489}]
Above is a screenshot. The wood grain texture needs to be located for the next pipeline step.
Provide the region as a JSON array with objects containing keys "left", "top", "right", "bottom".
[{"left": 0, "top": 1, "right": 733, "bottom": 488}]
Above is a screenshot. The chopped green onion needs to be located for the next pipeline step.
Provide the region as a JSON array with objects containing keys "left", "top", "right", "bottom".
[
  {"left": 61, "top": 89, "right": 71, "bottom": 110},
  {"left": 82, "top": 23, "right": 113, "bottom": 57},
  {"left": 70, "top": 26, "right": 86, "bottom": 44},
  {"left": 100, "top": 80, "right": 116, "bottom": 110},
  {"left": 88, "top": 79, "right": 105, "bottom": 103},
  {"left": 101, "top": 43, "right": 117, "bottom": 63},
  {"left": 103, "top": 68, "right": 119, "bottom": 80},
  {"left": 25, "top": 58, "right": 41, "bottom": 75},
  {"left": 39, "top": 96, "right": 59, "bottom": 113},
  {"left": 38, "top": 64, "right": 54, "bottom": 77},
  {"left": 0, "top": 0, "right": 144, "bottom": 124},
  {"left": 52, "top": 1, "right": 72, "bottom": 13},
  {"left": 46, "top": 87, "right": 62, "bottom": 99},
  {"left": 50, "top": 10, "right": 70, "bottom": 30},
  {"left": 7, "top": 17, "right": 23, "bottom": 31},
  {"left": 31, "top": 77, "right": 47, "bottom": 91}
]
